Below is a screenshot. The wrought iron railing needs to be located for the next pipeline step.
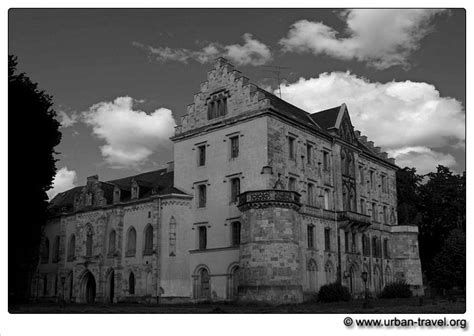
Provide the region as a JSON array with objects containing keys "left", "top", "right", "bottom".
[{"left": 238, "top": 190, "right": 301, "bottom": 208}]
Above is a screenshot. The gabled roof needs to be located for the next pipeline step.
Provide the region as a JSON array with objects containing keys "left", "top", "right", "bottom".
[
  {"left": 309, "top": 106, "right": 342, "bottom": 130},
  {"left": 49, "top": 169, "right": 187, "bottom": 215}
]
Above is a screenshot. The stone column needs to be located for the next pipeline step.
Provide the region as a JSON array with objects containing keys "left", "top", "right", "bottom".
[{"left": 237, "top": 190, "right": 303, "bottom": 303}]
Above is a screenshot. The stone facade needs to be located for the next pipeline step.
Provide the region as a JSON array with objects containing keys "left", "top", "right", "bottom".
[{"left": 32, "top": 58, "right": 423, "bottom": 304}]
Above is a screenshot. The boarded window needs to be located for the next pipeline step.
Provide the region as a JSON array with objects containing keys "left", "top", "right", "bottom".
[{"left": 144, "top": 225, "right": 153, "bottom": 255}]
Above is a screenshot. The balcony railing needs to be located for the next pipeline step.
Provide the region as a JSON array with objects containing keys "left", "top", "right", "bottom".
[{"left": 237, "top": 190, "right": 301, "bottom": 210}]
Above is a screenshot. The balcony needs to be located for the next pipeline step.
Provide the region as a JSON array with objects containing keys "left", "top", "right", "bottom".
[
  {"left": 338, "top": 211, "right": 371, "bottom": 231},
  {"left": 237, "top": 190, "right": 301, "bottom": 211}
]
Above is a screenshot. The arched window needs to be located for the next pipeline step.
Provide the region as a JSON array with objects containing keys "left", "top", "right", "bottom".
[
  {"left": 52, "top": 236, "right": 60, "bottom": 263},
  {"left": 67, "top": 234, "right": 76, "bottom": 261},
  {"left": 198, "top": 268, "right": 210, "bottom": 299},
  {"left": 307, "top": 259, "right": 318, "bottom": 291},
  {"left": 129, "top": 272, "right": 135, "bottom": 295},
  {"left": 143, "top": 224, "right": 153, "bottom": 255},
  {"left": 169, "top": 216, "right": 177, "bottom": 256},
  {"left": 108, "top": 230, "right": 116, "bottom": 256},
  {"left": 41, "top": 238, "right": 50, "bottom": 264},
  {"left": 85, "top": 225, "right": 93, "bottom": 257},
  {"left": 126, "top": 227, "right": 137, "bottom": 256}
]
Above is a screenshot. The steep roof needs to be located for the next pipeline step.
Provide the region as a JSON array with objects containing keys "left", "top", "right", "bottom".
[{"left": 309, "top": 106, "right": 341, "bottom": 130}]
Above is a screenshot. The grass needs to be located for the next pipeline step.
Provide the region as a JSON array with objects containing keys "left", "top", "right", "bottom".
[{"left": 9, "top": 297, "right": 465, "bottom": 314}]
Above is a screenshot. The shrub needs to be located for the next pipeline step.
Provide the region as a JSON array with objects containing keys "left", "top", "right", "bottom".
[
  {"left": 318, "top": 282, "right": 351, "bottom": 302},
  {"left": 379, "top": 281, "right": 413, "bottom": 299}
]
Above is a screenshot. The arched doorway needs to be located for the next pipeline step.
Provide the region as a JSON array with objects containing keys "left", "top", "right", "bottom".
[
  {"left": 348, "top": 265, "right": 357, "bottom": 294},
  {"left": 106, "top": 270, "right": 115, "bottom": 303},
  {"left": 194, "top": 266, "right": 210, "bottom": 299},
  {"left": 81, "top": 271, "right": 96, "bottom": 303},
  {"left": 307, "top": 259, "right": 318, "bottom": 292},
  {"left": 228, "top": 265, "right": 239, "bottom": 300}
]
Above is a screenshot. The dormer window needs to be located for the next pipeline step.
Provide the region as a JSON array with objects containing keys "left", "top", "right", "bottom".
[
  {"left": 113, "top": 186, "right": 121, "bottom": 203},
  {"left": 131, "top": 181, "right": 139, "bottom": 199},
  {"left": 207, "top": 91, "right": 228, "bottom": 120}
]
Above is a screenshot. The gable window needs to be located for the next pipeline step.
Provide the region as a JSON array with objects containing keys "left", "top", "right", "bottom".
[
  {"left": 231, "top": 222, "right": 241, "bottom": 246},
  {"left": 230, "top": 136, "right": 239, "bottom": 159},
  {"left": 129, "top": 272, "right": 135, "bottom": 295},
  {"left": 169, "top": 216, "right": 177, "bottom": 256},
  {"left": 67, "top": 234, "right": 76, "bottom": 261},
  {"left": 198, "top": 226, "right": 207, "bottom": 250},
  {"left": 288, "top": 136, "right": 296, "bottom": 160},
  {"left": 288, "top": 177, "right": 297, "bottom": 191},
  {"left": 197, "top": 145, "right": 206, "bottom": 166},
  {"left": 126, "top": 227, "right": 137, "bottom": 257},
  {"left": 52, "top": 236, "right": 60, "bottom": 263},
  {"left": 306, "top": 143, "right": 312, "bottom": 164},
  {"left": 143, "top": 224, "right": 153, "bottom": 255},
  {"left": 307, "top": 225, "right": 315, "bottom": 249},
  {"left": 307, "top": 183, "right": 315, "bottom": 206},
  {"left": 230, "top": 177, "right": 240, "bottom": 203},
  {"left": 198, "top": 184, "right": 207, "bottom": 208},
  {"left": 108, "top": 230, "right": 116, "bottom": 256},
  {"left": 207, "top": 93, "right": 227, "bottom": 120},
  {"left": 324, "top": 228, "right": 331, "bottom": 251},
  {"left": 41, "top": 238, "right": 50, "bottom": 264},
  {"left": 323, "top": 151, "right": 330, "bottom": 171}
]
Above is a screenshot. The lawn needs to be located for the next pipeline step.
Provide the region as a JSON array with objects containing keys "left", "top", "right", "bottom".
[{"left": 9, "top": 297, "right": 465, "bottom": 314}]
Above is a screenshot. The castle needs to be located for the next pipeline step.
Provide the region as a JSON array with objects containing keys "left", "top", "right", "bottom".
[{"left": 32, "top": 58, "right": 423, "bottom": 304}]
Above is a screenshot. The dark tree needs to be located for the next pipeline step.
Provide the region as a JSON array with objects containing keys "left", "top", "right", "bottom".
[
  {"left": 396, "top": 167, "right": 423, "bottom": 226},
  {"left": 9, "top": 55, "right": 61, "bottom": 305}
]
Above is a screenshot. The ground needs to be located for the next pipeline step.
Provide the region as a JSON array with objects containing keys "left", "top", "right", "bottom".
[{"left": 9, "top": 297, "right": 465, "bottom": 314}]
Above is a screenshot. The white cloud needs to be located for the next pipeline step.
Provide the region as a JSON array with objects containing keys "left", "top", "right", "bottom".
[
  {"left": 47, "top": 167, "right": 77, "bottom": 200},
  {"left": 280, "top": 9, "right": 446, "bottom": 69},
  {"left": 83, "top": 96, "right": 176, "bottom": 168},
  {"left": 57, "top": 110, "right": 79, "bottom": 128},
  {"left": 279, "top": 72, "right": 465, "bottom": 172},
  {"left": 134, "top": 33, "right": 272, "bottom": 66},
  {"left": 388, "top": 147, "right": 456, "bottom": 174}
]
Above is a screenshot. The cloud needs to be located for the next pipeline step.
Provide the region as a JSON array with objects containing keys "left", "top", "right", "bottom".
[
  {"left": 57, "top": 110, "right": 79, "bottom": 128},
  {"left": 278, "top": 72, "right": 465, "bottom": 172},
  {"left": 280, "top": 9, "right": 446, "bottom": 69},
  {"left": 387, "top": 147, "right": 456, "bottom": 174},
  {"left": 134, "top": 33, "right": 272, "bottom": 66},
  {"left": 47, "top": 167, "right": 77, "bottom": 200},
  {"left": 82, "top": 96, "right": 176, "bottom": 168}
]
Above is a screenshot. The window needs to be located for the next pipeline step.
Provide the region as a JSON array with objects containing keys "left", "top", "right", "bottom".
[
  {"left": 372, "top": 203, "right": 378, "bottom": 222},
  {"left": 372, "top": 236, "right": 379, "bottom": 257},
  {"left": 126, "top": 227, "right": 137, "bottom": 256},
  {"left": 231, "top": 222, "right": 241, "bottom": 246},
  {"left": 207, "top": 94, "right": 227, "bottom": 119},
  {"left": 323, "top": 151, "right": 330, "bottom": 171},
  {"left": 198, "top": 226, "right": 207, "bottom": 250},
  {"left": 86, "top": 193, "right": 92, "bottom": 206},
  {"left": 307, "top": 183, "right": 315, "bottom": 206},
  {"left": 169, "top": 216, "right": 177, "bottom": 256},
  {"left": 230, "top": 178, "right": 240, "bottom": 203},
  {"left": 198, "top": 184, "right": 207, "bottom": 208},
  {"left": 359, "top": 165, "right": 364, "bottom": 184},
  {"left": 43, "top": 274, "right": 48, "bottom": 295},
  {"left": 67, "top": 234, "right": 76, "bottom": 261},
  {"left": 383, "top": 238, "right": 389, "bottom": 258},
  {"left": 85, "top": 226, "right": 93, "bottom": 257},
  {"left": 129, "top": 272, "right": 135, "bottom": 295},
  {"left": 383, "top": 206, "right": 388, "bottom": 224},
  {"left": 41, "top": 238, "right": 49, "bottom": 264},
  {"left": 288, "top": 136, "right": 295, "bottom": 160},
  {"left": 144, "top": 225, "right": 153, "bottom": 255},
  {"left": 113, "top": 188, "right": 121, "bottom": 203},
  {"left": 360, "top": 198, "right": 366, "bottom": 215},
  {"left": 351, "top": 232, "right": 357, "bottom": 253},
  {"left": 148, "top": 211, "right": 151, "bottom": 219},
  {"left": 370, "top": 170, "right": 375, "bottom": 189},
  {"left": 131, "top": 182, "right": 139, "bottom": 199},
  {"left": 362, "top": 234, "right": 370, "bottom": 256},
  {"left": 197, "top": 145, "right": 206, "bottom": 166},
  {"left": 324, "top": 228, "right": 331, "bottom": 251},
  {"left": 307, "top": 225, "right": 315, "bottom": 249},
  {"left": 344, "top": 232, "right": 349, "bottom": 252},
  {"left": 306, "top": 143, "right": 312, "bottom": 164},
  {"left": 288, "top": 177, "right": 297, "bottom": 191},
  {"left": 230, "top": 136, "right": 239, "bottom": 159},
  {"left": 381, "top": 174, "right": 388, "bottom": 193},
  {"left": 197, "top": 268, "right": 210, "bottom": 298},
  {"left": 52, "top": 236, "right": 60, "bottom": 263},
  {"left": 323, "top": 189, "right": 330, "bottom": 210},
  {"left": 108, "top": 230, "right": 116, "bottom": 256}
]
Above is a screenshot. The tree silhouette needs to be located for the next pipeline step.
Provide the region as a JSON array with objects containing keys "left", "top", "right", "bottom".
[{"left": 9, "top": 55, "right": 61, "bottom": 305}]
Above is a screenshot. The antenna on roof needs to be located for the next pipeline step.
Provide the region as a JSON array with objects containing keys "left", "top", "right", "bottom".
[{"left": 261, "top": 65, "right": 291, "bottom": 99}]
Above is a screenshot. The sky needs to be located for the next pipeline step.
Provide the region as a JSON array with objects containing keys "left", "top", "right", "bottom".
[{"left": 8, "top": 8, "right": 466, "bottom": 199}]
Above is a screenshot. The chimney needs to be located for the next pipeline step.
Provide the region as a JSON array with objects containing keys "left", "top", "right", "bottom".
[{"left": 167, "top": 161, "right": 174, "bottom": 173}]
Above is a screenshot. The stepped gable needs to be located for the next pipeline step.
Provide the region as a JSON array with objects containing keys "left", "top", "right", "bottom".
[{"left": 48, "top": 169, "right": 186, "bottom": 215}]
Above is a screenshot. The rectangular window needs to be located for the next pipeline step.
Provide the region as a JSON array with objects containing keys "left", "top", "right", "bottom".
[
  {"left": 288, "top": 136, "right": 295, "bottom": 160},
  {"left": 383, "top": 238, "right": 389, "bottom": 258},
  {"left": 372, "top": 203, "right": 377, "bottom": 222},
  {"left": 306, "top": 143, "right": 312, "bottom": 164},
  {"left": 372, "top": 236, "right": 377, "bottom": 257},
  {"left": 324, "top": 228, "right": 331, "bottom": 251},
  {"left": 230, "top": 136, "right": 239, "bottom": 159},
  {"left": 323, "top": 151, "right": 330, "bottom": 171},
  {"left": 307, "top": 225, "right": 314, "bottom": 249},
  {"left": 381, "top": 174, "right": 388, "bottom": 193},
  {"left": 198, "top": 226, "right": 207, "bottom": 250},
  {"left": 230, "top": 178, "right": 240, "bottom": 203},
  {"left": 323, "top": 189, "right": 330, "bottom": 210},
  {"left": 231, "top": 222, "right": 241, "bottom": 246},
  {"left": 208, "top": 96, "right": 227, "bottom": 120},
  {"left": 351, "top": 232, "right": 357, "bottom": 253},
  {"left": 383, "top": 206, "right": 388, "bottom": 224},
  {"left": 198, "top": 145, "right": 206, "bottom": 166},
  {"left": 307, "top": 183, "right": 314, "bottom": 206},
  {"left": 360, "top": 198, "right": 366, "bottom": 215},
  {"left": 288, "top": 177, "right": 297, "bottom": 191},
  {"left": 370, "top": 170, "right": 375, "bottom": 189},
  {"left": 359, "top": 165, "right": 364, "bottom": 184},
  {"left": 198, "top": 184, "right": 207, "bottom": 208},
  {"left": 344, "top": 232, "right": 349, "bottom": 252}
]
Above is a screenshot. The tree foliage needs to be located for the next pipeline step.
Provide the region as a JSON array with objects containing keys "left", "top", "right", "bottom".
[{"left": 9, "top": 55, "right": 61, "bottom": 304}]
